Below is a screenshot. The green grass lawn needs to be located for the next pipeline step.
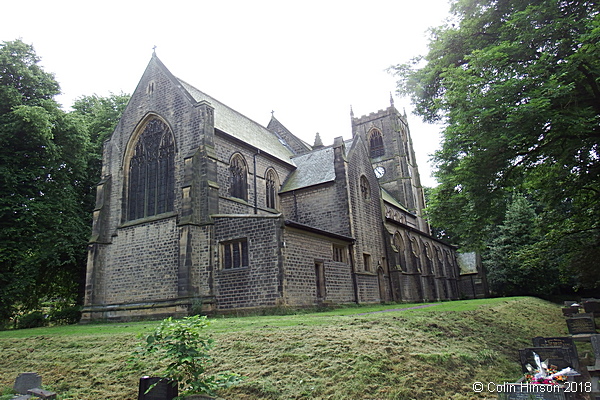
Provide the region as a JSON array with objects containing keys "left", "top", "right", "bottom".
[{"left": 0, "top": 297, "right": 567, "bottom": 399}]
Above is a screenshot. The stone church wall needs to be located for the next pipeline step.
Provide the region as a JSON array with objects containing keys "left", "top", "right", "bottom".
[
  {"left": 213, "top": 215, "right": 283, "bottom": 309},
  {"left": 280, "top": 183, "right": 351, "bottom": 237},
  {"left": 345, "top": 140, "right": 388, "bottom": 302},
  {"left": 103, "top": 216, "right": 179, "bottom": 305},
  {"left": 281, "top": 228, "right": 355, "bottom": 306},
  {"left": 214, "top": 133, "right": 294, "bottom": 215}
]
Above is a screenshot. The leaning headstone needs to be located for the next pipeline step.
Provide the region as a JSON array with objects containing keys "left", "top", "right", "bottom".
[
  {"left": 532, "top": 337, "right": 579, "bottom": 370},
  {"left": 566, "top": 315, "right": 597, "bottom": 336},
  {"left": 138, "top": 376, "right": 178, "bottom": 400},
  {"left": 497, "top": 384, "right": 566, "bottom": 400},
  {"left": 13, "top": 373, "right": 42, "bottom": 395},
  {"left": 519, "top": 347, "right": 576, "bottom": 373}
]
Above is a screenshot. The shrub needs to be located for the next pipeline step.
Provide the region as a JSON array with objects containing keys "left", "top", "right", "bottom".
[
  {"left": 131, "top": 315, "right": 242, "bottom": 399},
  {"left": 17, "top": 311, "right": 46, "bottom": 329},
  {"left": 48, "top": 305, "right": 81, "bottom": 325}
]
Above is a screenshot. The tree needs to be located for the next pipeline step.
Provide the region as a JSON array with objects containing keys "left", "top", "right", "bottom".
[
  {"left": 483, "top": 194, "right": 560, "bottom": 296},
  {"left": 70, "top": 93, "right": 130, "bottom": 214},
  {"left": 0, "top": 40, "right": 90, "bottom": 325},
  {"left": 392, "top": 0, "right": 600, "bottom": 290}
]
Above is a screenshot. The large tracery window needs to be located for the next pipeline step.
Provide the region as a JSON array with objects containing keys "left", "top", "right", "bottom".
[
  {"left": 127, "top": 118, "right": 175, "bottom": 221},
  {"left": 265, "top": 169, "right": 279, "bottom": 209},
  {"left": 230, "top": 154, "right": 248, "bottom": 201},
  {"left": 369, "top": 129, "right": 384, "bottom": 158}
]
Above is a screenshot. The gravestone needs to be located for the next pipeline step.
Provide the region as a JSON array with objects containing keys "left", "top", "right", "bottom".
[
  {"left": 519, "top": 347, "right": 576, "bottom": 373},
  {"left": 497, "top": 384, "right": 566, "bottom": 400},
  {"left": 566, "top": 315, "right": 597, "bottom": 336},
  {"left": 583, "top": 301, "right": 600, "bottom": 316},
  {"left": 562, "top": 307, "right": 579, "bottom": 317},
  {"left": 588, "top": 334, "right": 600, "bottom": 397},
  {"left": 138, "top": 376, "right": 178, "bottom": 400},
  {"left": 532, "top": 337, "right": 579, "bottom": 370},
  {"left": 28, "top": 388, "right": 57, "bottom": 399},
  {"left": 13, "top": 373, "right": 42, "bottom": 395}
]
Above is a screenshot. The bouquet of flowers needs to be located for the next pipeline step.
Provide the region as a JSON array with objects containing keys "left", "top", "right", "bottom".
[{"left": 523, "top": 352, "right": 579, "bottom": 385}]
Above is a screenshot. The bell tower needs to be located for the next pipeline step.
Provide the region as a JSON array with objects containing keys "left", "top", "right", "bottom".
[{"left": 351, "top": 97, "right": 429, "bottom": 233}]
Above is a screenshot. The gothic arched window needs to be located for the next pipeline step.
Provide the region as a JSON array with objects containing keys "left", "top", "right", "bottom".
[
  {"left": 127, "top": 118, "right": 175, "bottom": 221},
  {"left": 393, "top": 232, "right": 406, "bottom": 271},
  {"left": 230, "top": 154, "right": 248, "bottom": 201},
  {"left": 265, "top": 169, "right": 279, "bottom": 209},
  {"left": 369, "top": 129, "right": 384, "bottom": 158}
]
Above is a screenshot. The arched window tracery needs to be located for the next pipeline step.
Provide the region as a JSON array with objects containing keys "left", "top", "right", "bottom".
[
  {"left": 265, "top": 169, "right": 279, "bottom": 209},
  {"left": 230, "top": 154, "right": 248, "bottom": 201},
  {"left": 369, "top": 129, "right": 384, "bottom": 158},
  {"left": 126, "top": 118, "right": 175, "bottom": 221}
]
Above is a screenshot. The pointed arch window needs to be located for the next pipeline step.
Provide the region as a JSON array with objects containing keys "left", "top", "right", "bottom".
[
  {"left": 230, "top": 154, "right": 248, "bottom": 201},
  {"left": 127, "top": 118, "right": 175, "bottom": 221},
  {"left": 265, "top": 169, "right": 279, "bottom": 209},
  {"left": 393, "top": 232, "right": 406, "bottom": 271},
  {"left": 369, "top": 129, "right": 384, "bottom": 158}
]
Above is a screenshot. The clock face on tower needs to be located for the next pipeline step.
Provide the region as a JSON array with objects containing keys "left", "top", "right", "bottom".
[{"left": 374, "top": 166, "right": 385, "bottom": 179}]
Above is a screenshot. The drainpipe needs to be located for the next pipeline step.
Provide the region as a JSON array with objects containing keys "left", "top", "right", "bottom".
[
  {"left": 349, "top": 243, "right": 359, "bottom": 304},
  {"left": 253, "top": 150, "right": 260, "bottom": 214}
]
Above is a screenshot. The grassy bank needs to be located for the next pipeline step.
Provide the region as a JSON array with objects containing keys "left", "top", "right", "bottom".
[{"left": 0, "top": 297, "right": 566, "bottom": 399}]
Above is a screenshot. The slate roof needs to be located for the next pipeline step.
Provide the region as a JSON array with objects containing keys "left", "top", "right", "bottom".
[
  {"left": 280, "top": 145, "right": 336, "bottom": 192},
  {"left": 178, "top": 79, "right": 295, "bottom": 165},
  {"left": 381, "top": 188, "right": 410, "bottom": 213}
]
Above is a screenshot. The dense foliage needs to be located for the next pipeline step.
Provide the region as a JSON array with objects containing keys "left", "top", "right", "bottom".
[
  {"left": 393, "top": 0, "right": 600, "bottom": 293},
  {"left": 0, "top": 39, "right": 128, "bottom": 327}
]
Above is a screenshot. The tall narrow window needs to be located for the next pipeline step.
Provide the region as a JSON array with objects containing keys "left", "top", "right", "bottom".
[
  {"left": 363, "top": 253, "right": 372, "bottom": 272},
  {"left": 265, "top": 169, "right": 278, "bottom": 209},
  {"left": 230, "top": 154, "right": 248, "bottom": 201},
  {"left": 127, "top": 118, "right": 175, "bottom": 221},
  {"left": 369, "top": 129, "right": 384, "bottom": 158},
  {"left": 360, "top": 175, "right": 371, "bottom": 201},
  {"left": 393, "top": 232, "right": 406, "bottom": 271}
]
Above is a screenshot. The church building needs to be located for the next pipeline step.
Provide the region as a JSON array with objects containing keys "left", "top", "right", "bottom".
[{"left": 81, "top": 53, "right": 466, "bottom": 321}]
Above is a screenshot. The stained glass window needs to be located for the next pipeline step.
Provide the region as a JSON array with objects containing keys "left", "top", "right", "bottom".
[
  {"left": 266, "top": 169, "right": 278, "bottom": 209},
  {"left": 230, "top": 155, "right": 247, "bottom": 201},
  {"left": 127, "top": 119, "right": 175, "bottom": 221}
]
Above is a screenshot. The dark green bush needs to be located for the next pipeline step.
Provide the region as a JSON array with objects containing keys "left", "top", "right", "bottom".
[
  {"left": 49, "top": 305, "right": 81, "bottom": 325},
  {"left": 17, "top": 311, "right": 47, "bottom": 329}
]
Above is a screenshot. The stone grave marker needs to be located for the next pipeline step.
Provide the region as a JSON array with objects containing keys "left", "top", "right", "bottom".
[
  {"left": 566, "top": 314, "right": 597, "bottom": 336},
  {"left": 13, "top": 372, "right": 42, "bottom": 395},
  {"left": 497, "top": 384, "right": 566, "bottom": 400},
  {"left": 583, "top": 301, "right": 600, "bottom": 317},
  {"left": 532, "top": 337, "right": 579, "bottom": 370},
  {"left": 519, "top": 347, "right": 576, "bottom": 373},
  {"left": 138, "top": 376, "right": 178, "bottom": 400},
  {"left": 28, "top": 388, "right": 57, "bottom": 399},
  {"left": 588, "top": 334, "right": 600, "bottom": 394},
  {"left": 562, "top": 307, "right": 579, "bottom": 317}
]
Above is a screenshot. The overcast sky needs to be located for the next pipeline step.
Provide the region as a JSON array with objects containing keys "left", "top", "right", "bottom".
[{"left": 2, "top": 0, "right": 451, "bottom": 186}]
